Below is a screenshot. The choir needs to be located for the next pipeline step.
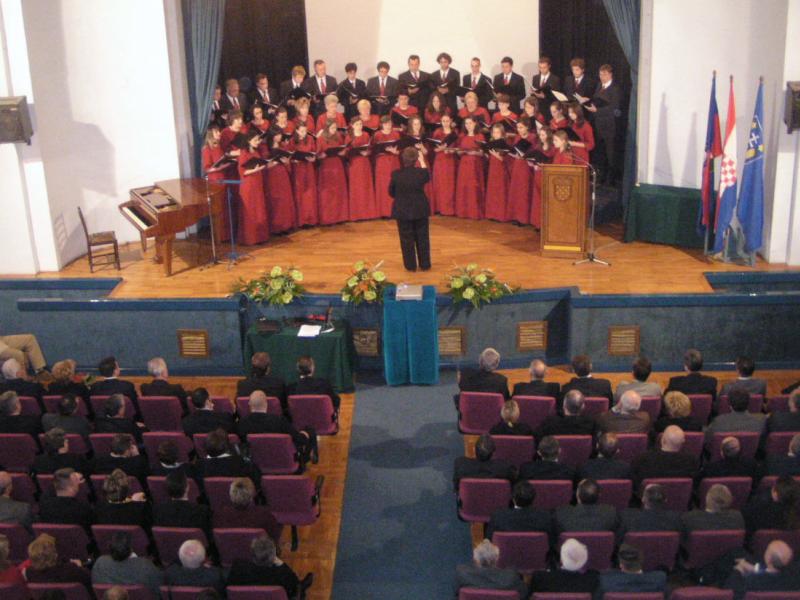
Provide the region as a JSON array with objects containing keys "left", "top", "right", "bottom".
[{"left": 204, "top": 55, "right": 622, "bottom": 245}]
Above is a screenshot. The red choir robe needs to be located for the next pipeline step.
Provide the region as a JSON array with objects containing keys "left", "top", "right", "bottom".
[
  {"left": 506, "top": 133, "right": 537, "bottom": 223},
  {"left": 244, "top": 119, "right": 270, "bottom": 135},
  {"left": 237, "top": 147, "right": 270, "bottom": 245},
  {"left": 373, "top": 130, "right": 401, "bottom": 217},
  {"left": 202, "top": 144, "right": 230, "bottom": 241},
  {"left": 491, "top": 110, "right": 518, "bottom": 124},
  {"left": 359, "top": 114, "right": 381, "bottom": 132},
  {"left": 454, "top": 133, "right": 485, "bottom": 219},
  {"left": 458, "top": 106, "right": 491, "bottom": 127},
  {"left": 431, "top": 128, "right": 457, "bottom": 215},
  {"left": 484, "top": 146, "right": 511, "bottom": 221},
  {"left": 424, "top": 108, "right": 450, "bottom": 127},
  {"left": 530, "top": 144, "right": 557, "bottom": 228},
  {"left": 569, "top": 121, "right": 595, "bottom": 164},
  {"left": 553, "top": 149, "right": 577, "bottom": 165},
  {"left": 264, "top": 143, "right": 296, "bottom": 234},
  {"left": 345, "top": 132, "right": 378, "bottom": 220},
  {"left": 316, "top": 134, "right": 349, "bottom": 224},
  {"left": 220, "top": 127, "right": 241, "bottom": 153},
  {"left": 549, "top": 117, "right": 569, "bottom": 131},
  {"left": 315, "top": 112, "right": 346, "bottom": 133},
  {"left": 287, "top": 135, "right": 318, "bottom": 226},
  {"left": 293, "top": 113, "right": 317, "bottom": 136}
]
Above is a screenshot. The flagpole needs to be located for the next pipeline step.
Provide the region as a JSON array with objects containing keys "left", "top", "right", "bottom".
[{"left": 703, "top": 70, "right": 716, "bottom": 257}]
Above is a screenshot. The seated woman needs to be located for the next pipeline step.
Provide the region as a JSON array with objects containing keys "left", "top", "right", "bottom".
[
  {"left": 654, "top": 391, "right": 703, "bottom": 434},
  {"left": 94, "top": 468, "right": 151, "bottom": 529},
  {"left": 23, "top": 533, "right": 92, "bottom": 592},
  {"left": 0, "top": 534, "right": 25, "bottom": 588},
  {"left": 489, "top": 400, "right": 533, "bottom": 436},
  {"left": 212, "top": 477, "right": 282, "bottom": 544},
  {"left": 47, "top": 359, "right": 90, "bottom": 403},
  {"left": 227, "top": 534, "right": 301, "bottom": 598}
]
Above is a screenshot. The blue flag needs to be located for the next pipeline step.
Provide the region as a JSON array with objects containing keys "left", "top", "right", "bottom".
[{"left": 737, "top": 80, "right": 765, "bottom": 254}]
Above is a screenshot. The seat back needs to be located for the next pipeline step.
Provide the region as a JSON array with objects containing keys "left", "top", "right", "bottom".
[
  {"left": 623, "top": 531, "right": 680, "bottom": 572},
  {"left": 10, "top": 472, "right": 37, "bottom": 504},
  {"left": 751, "top": 528, "right": 800, "bottom": 558},
  {"left": 192, "top": 432, "right": 241, "bottom": 458},
  {"left": 142, "top": 432, "right": 194, "bottom": 468},
  {"left": 765, "top": 431, "right": 796, "bottom": 456},
  {"left": 42, "top": 395, "right": 89, "bottom": 417},
  {"left": 458, "top": 590, "right": 520, "bottom": 600},
  {"left": 0, "top": 523, "right": 32, "bottom": 562},
  {"left": 558, "top": 531, "right": 615, "bottom": 571},
  {"left": 90, "top": 395, "right": 136, "bottom": 418},
  {"left": 528, "top": 479, "right": 573, "bottom": 510},
  {"left": 684, "top": 529, "right": 745, "bottom": 569},
  {"left": 603, "top": 594, "right": 663, "bottom": 600},
  {"left": 512, "top": 396, "right": 556, "bottom": 430},
  {"left": 236, "top": 396, "right": 283, "bottom": 418},
  {"left": 88, "top": 433, "right": 116, "bottom": 456},
  {"left": 31, "top": 523, "right": 90, "bottom": 561},
  {"left": 681, "top": 431, "right": 705, "bottom": 458},
  {"left": 186, "top": 395, "right": 234, "bottom": 414},
  {"left": 213, "top": 527, "right": 268, "bottom": 566},
  {"left": 248, "top": 434, "right": 300, "bottom": 474},
  {"left": 717, "top": 394, "right": 764, "bottom": 414},
  {"left": 92, "top": 585, "right": 155, "bottom": 600},
  {"left": 0, "top": 434, "right": 38, "bottom": 471},
  {"left": 227, "top": 587, "right": 290, "bottom": 600},
  {"left": 552, "top": 435, "right": 593, "bottom": 468},
  {"left": 766, "top": 395, "right": 789, "bottom": 413},
  {"left": 614, "top": 433, "right": 648, "bottom": 462},
  {"left": 743, "top": 593, "right": 800, "bottom": 600},
  {"left": 28, "top": 582, "right": 92, "bottom": 600},
  {"left": 531, "top": 594, "right": 590, "bottom": 600},
  {"left": 669, "top": 588, "right": 733, "bottom": 600},
  {"left": 639, "top": 396, "right": 662, "bottom": 422},
  {"left": 38, "top": 432, "right": 88, "bottom": 455},
  {"left": 92, "top": 524, "right": 149, "bottom": 557},
  {"left": 492, "top": 531, "right": 549, "bottom": 574},
  {"left": 582, "top": 397, "right": 610, "bottom": 417},
  {"left": 698, "top": 477, "right": 753, "bottom": 510},
  {"left": 262, "top": 475, "right": 320, "bottom": 525},
  {"left": 162, "top": 588, "right": 212, "bottom": 600},
  {"left": 147, "top": 476, "right": 201, "bottom": 504},
  {"left": 688, "top": 394, "right": 713, "bottom": 424},
  {"left": 457, "top": 478, "right": 512, "bottom": 523},
  {"left": 17, "top": 395, "right": 40, "bottom": 415},
  {"left": 139, "top": 396, "right": 183, "bottom": 431},
  {"left": 596, "top": 479, "right": 633, "bottom": 510},
  {"left": 708, "top": 432, "right": 760, "bottom": 461},
  {"left": 458, "top": 392, "right": 505, "bottom": 434},
  {"left": 288, "top": 394, "right": 338, "bottom": 435},
  {"left": 641, "top": 478, "right": 693, "bottom": 511},
  {"left": 152, "top": 527, "right": 208, "bottom": 566},
  {"left": 491, "top": 435, "right": 535, "bottom": 468}
]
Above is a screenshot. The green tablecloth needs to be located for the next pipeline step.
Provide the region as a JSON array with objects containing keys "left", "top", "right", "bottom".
[
  {"left": 243, "top": 320, "right": 356, "bottom": 392},
  {"left": 625, "top": 183, "right": 705, "bottom": 247}
]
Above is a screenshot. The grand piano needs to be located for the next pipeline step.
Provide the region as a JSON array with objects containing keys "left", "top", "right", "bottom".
[{"left": 119, "top": 178, "right": 226, "bottom": 276}]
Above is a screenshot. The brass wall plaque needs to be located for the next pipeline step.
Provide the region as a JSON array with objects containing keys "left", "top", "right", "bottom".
[
  {"left": 353, "top": 328, "right": 380, "bottom": 357},
  {"left": 608, "top": 325, "right": 640, "bottom": 356},
  {"left": 177, "top": 329, "right": 209, "bottom": 358},
  {"left": 439, "top": 327, "right": 466, "bottom": 356},
  {"left": 517, "top": 321, "right": 548, "bottom": 351}
]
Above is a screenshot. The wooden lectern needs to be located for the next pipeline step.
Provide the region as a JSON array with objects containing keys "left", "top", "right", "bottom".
[{"left": 540, "top": 164, "right": 589, "bottom": 258}]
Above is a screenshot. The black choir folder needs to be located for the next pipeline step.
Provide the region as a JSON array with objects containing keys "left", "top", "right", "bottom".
[
  {"left": 210, "top": 154, "right": 237, "bottom": 170},
  {"left": 321, "top": 145, "right": 347, "bottom": 157},
  {"left": 243, "top": 157, "right": 269, "bottom": 170},
  {"left": 372, "top": 140, "right": 399, "bottom": 154},
  {"left": 564, "top": 128, "right": 582, "bottom": 142},
  {"left": 425, "top": 132, "right": 458, "bottom": 146},
  {"left": 480, "top": 139, "right": 512, "bottom": 154}
]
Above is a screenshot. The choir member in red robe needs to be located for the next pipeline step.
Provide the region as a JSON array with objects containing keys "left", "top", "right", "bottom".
[
  {"left": 293, "top": 97, "right": 317, "bottom": 136},
  {"left": 264, "top": 123, "right": 296, "bottom": 234},
  {"left": 373, "top": 115, "right": 401, "bottom": 217},
  {"left": 356, "top": 99, "right": 381, "bottom": 133},
  {"left": 287, "top": 122, "right": 318, "bottom": 226},
  {"left": 567, "top": 103, "right": 595, "bottom": 164},
  {"left": 457, "top": 92, "right": 490, "bottom": 132},
  {"left": 552, "top": 129, "right": 578, "bottom": 165},
  {"left": 315, "top": 94, "right": 346, "bottom": 134},
  {"left": 549, "top": 101, "right": 569, "bottom": 130},
  {"left": 237, "top": 130, "right": 270, "bottom": 245},
  {"left": 506, "top": 117, "right": 537, "bottom": 224},
  {"left": 530, "top": 126, "right": 556, "bottom": 228},
  {"left": 491, "top": 93, "right": 518, "bottom": 132},
  {"left": 454, "top": 115, "right": 485, "bottom": 219},
  {"left": 391, "top": 89, "right": 419, "bottom": 131},
  {"left": 522, "top": 96, "right": 547, "bottom": 128},
  {"left": 406, "top": 116, "right": 433, "bottom": 210},
  {"left": 220, "top": 110, "right": 244, "bottom": 152},
  {"left": 431, "top": 113, "right": 457, "bottom": 215},
  {"left": 316, "top": 119, "right": 349, "bottom": 224},
  {"left": 345, "top": 117, "right": 378, "bottom": 221},
  {"left": 202, "top": 126, "right": 232, "bottom": 241},
  {"left": 424, "top": 91, "right": 450, "bottom": 128},
  {"left": 484, "top": 123, "right": 511, "bottom": 221},
  {"left": 246, "top": 104, "right": 270, "bottom": 135}
]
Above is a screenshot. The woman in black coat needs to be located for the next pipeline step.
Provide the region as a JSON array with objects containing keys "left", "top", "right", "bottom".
[{"left": 389, "top": 146, "right": 431, "bottom": 271}]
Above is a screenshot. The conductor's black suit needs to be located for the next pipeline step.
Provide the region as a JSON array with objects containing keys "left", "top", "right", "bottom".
[{"left": 389, "top": 166, "right": 431, "bottom": 271}]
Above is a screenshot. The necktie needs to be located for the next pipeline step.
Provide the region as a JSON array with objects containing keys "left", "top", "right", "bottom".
[
  {"left": 504, "top": 75, "right": 509, "bottom": 85},
  {"left": 213, "top": 101, "right": 219, "bottom": 110},
  {"left": 380, "top": 79, "right": 385, "bottom": 96},
  {"left": 320, "top": 78, "right": 326, "bottom": 94},
  {"left": 413, "top": 72, "right": 418, "bottom": 81},
  {"left": 233, "top": 97, "right": 239, "bottom": 108},
  {"left": 472, "top": 77, "right": 477, "bottom": 89}
]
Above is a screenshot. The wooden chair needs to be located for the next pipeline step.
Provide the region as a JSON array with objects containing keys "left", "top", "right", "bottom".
[{"left": 78, "top": 206, "right": 120, "bottom": 271}]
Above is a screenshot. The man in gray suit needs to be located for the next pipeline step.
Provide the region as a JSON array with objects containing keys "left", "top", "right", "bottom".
[
  {"left": 454, "top": 539, "right": 528, "bottom": 598},
  {"left": 596, "top": 390, "right": 651, "bottom": 434},
  {"left": 614, "top": 356, "right": 662, "bottom": 404},
  {"left": 680, "top": 484, "right": 745, "bottom": 545},
  {"left": 0, "top": 471, "right": 32, "bottom": 530},
  {"left": 556, "top": 479, "right": 618, "bottom": 534},
  {"left": 705, "top": 389, "right": 767, "bottom": 442},
  {"left": 719, "top": 356, "right": 768, "bottom": 399},
  {"left": 597, "top": 544, "right": 667, "bottom": 597}
]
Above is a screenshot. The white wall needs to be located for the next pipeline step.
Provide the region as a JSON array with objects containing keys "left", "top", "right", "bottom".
[{"left": 305, "top": 0, "right": 539, "bottom": 87}]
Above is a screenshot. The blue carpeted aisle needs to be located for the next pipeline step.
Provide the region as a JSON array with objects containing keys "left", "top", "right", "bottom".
[{"left": 332, "top": 372, "right": 471, "bottom": 599}]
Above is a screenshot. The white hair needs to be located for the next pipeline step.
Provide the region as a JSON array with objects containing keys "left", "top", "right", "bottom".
[
  {"left": 147, "top": 357, "right": 167, "bottom": 378},
  {"left": 178, "top": 539, "right": 206, "bottom": 569},
  {"left": 618, "top": 390, "right": 641, "bottom": 413},
  {"left": 473, "top": 539, "right": 500, "bottom": 567},
  {"left": 1, "top": 359, "right": 21, "bottom": 380},
  {"left": 478, "top": 348, "right": 501, "bottom": 372}
]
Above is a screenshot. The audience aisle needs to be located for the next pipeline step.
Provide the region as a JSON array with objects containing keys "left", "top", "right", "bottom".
[{"left": 332, "top": 372, "right": 471, "bottom": 599}]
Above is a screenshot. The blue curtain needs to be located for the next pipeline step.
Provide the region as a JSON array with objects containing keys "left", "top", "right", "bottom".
[
  {"left": 602, "top": 0, "right": 640, "bottom": 224},
  {"left": 182, "top": 0, "right": 226, "bottom": 174}
]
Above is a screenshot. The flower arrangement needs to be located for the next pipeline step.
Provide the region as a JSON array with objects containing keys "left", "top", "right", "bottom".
[
  {"left": 233, "top": 266, "right": 305, "bottom": 305},
  {"left": 340, "top": 260, "right": 392, "bottom": 304},
  {"left": 446, "top": 263, "right": 517, "bottom": 308}
]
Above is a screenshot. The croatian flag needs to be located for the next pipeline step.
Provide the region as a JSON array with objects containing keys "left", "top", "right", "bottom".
[
  {"left": 699, "top": 73, "right": 722, "bottom": 235},
  {"left": 712, "top": 77, "right": 737, "bottom": 254},
  {"left": 737, "top": 78, "right": 765, "bottom": 254}
]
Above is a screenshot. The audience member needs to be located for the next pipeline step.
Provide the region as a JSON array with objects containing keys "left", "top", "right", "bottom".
[
  {"left": 140, "top": 357, "right": 189, "bottom": 412},
  {"left": 665, "top": 348, "right": 718, "bottom": 404},
  {"left": 453, "top": 434, "right": 516, "bottom": 490},
  {"left": 536, "top": 390, "right": 596, "bottom": 437},
  {"left": 194, "top": 428, "right": 261, "bottom": 484},
  {"left": 632, "top": 425, "right": 699, "bottom": 487},
  {"left": 489, "top": 400, "right": 533, "bottom": 436},
  {"left": 90, "top": 356, "right": 140, "bottom": 418},
  {"left": 32, "top": 427, "right": 90, "bottom": 475},
  {"left": 0, "top": 390, "right": 42, "bottom": 437},
  {"left": 766, "top": 389, "right": 800, "bottom": 433},
  {"left": 702, "top": 436, "right": 757, "bottom": 479},
  {"left": 596, "top": 543, "right": 667, "bottom": 596},
  {"left": 94, "top": 394, "right": 142, "bottom": 442},
  {"left": 654, "top": 391, "right": 703, "bottom": 434},
  {"left": 212, "top": 477, "right": 282, "bottom": 544},
  {"left": 0, "top": 358, "right": 45, "bottom": 402},
  {"left": 287, "top": 355, "right": 341, "bottom": 411},
  {"left": 0, "top": 471, "right": 32, "bottom": 530},
  {"left": 705, "top": 389, "right": 766, "bottom": 441},
  {"left": 37, "top": 468, "right": 93, "bottom": 530},
  {"left": 595, "top": 390, "right": 651, "bottom": 434},
  {"left": 182, "top": 387, "right": 235, "bottom": 436},
  {"left": 0, "top": 534, "right": 25, "bottom": 586},
  {"left": 153, "top": 470, "right": 211, "bottom": 535},
  {"left": 720, "top": 356, "right": 768, "bottom": 400},
  {"left": 486, "top": 481, "right": 552, "bottom": 539},
  {"left": 163, "top": 539, "right": 225, "bottom": 594},
  {"left": 617, "top": 483, "right": 681, "bottom": 541},
  {"left": 614, "top": 356, "right": 662, "bottom": 404},
  {"left": 94, "top": 468, "right": 151, "bottom": 528},
  {"left": 102, "top": 587, "right": 129, "bottom": 600},
  {"left": 743, "top": 475, "right": 800, "bottom": 533},
  {"left": 91, "top": 531, "right": 163, "bottom": 598},
  {"left": 681, "top": 484, "right": 745, "bottom": 541},
  {"left": 764, "top": 433, "right": 800, "bottom": 477},
  {"left": 512, "top": 359, "right": 560, "bottom": 398},
  {"left": 0, "top": 332, "right": 47, "bottom": 376},
  {"left": 454, "top": 539, "right": 528, "bottom": 598},
  {"left": 560, "top": 354, "right": 613, "bottom": 407},
  {"left": 41, "top": 394, "right": 91, "bottom": 438},
  {"left": 47, "top": 359, "right": 90, "bottom": 403},
  {"left": 92, "top": 433, "right": 149, "bottom": 483},
  {"left": 578, "top": 433, "right": 632, "bottom": 481},
  {"left": 236, "top": 352, "right": 287, "bottom": 412},
  {"left": 530, "top": 537, "right": 598, "bottom": 594},
  {"left": 724, "top": 539, "right": 800, "bottom": 599},
  {"left": 150, "top": 440, "right": 196, "bottom": 478},
  {"left": 227, "top": 534, "right": 302, "bottom": 597},
  {"left": 518, "top": 435, "right": 575, "bottom": 481},
  {"left": 456, "top": 348, "right": 510, "bottom": 407},
  {"left": 25, "top": 533, "right": 92, "bottom": 592},
  {"left": 555, "top": 478, "right": 618, "bottom": 533}
]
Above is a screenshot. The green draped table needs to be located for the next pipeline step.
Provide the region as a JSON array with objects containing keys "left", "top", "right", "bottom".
[
  {"left": 624, "top": 183, "right": 705, "bottom": 248},
  {"left": 243, "top": 320, "right": 356, "bottom": 393}
]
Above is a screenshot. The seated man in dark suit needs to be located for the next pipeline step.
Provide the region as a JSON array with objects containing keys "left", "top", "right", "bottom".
[
  {"left": 702, "top": 436, "right": 758, "bottom": 479},
  {"left": 680, "top": 483, "right": 746, "bottom": 544},
  {"left": 597, "top": 543, "right": 667, "bottom": 597},
  {"left": 37, "top": 467, "right": 93, "bottom": 530},
  {"left": 163, "top": 539, "right": 225, "bottom": 595},
  {"left": 90, "top": 356, "right": 141, "bottom": 419},
  {"left": 720, "top": 356, "right": 768, "bottom": 400},
  {"left": 41, "top": 394, "right": 91, "bottom": 439},
  {"left": 512, "top": 359, "right": 559, "bottom": 399},
  {"left": 212, "top": 477, "right": 282, "bottom": 544},
  {"left": 94, "top": 393, "right": 142, "bottom": 443},
  {"left": 555, "top": 478, "right": 618, "bottom": 534},
  {"left": 489, "top": 399, "right": 533, "bottom": 437},
  {"left": 140, "top": 357, "right": 189, "bottom": 414},
  {"left": 0, "top": 390, "right": 42, "bottom": 438},
  {"left": 453, "top": 434, "right": 516, "bottom": 491},
  {"left": 617, "top": 483, "right": 682, "bottom": 542},
  {"left": 286, "top": 355, "right": 340, "bottom": 411},
  {"left": 764, "top": 433, "right": 800, "bottom": 477},
  {"left": 194, "top": 428, "right": 261, "bottom": 486},
  {"left": 766, "top": 389, "right": 800, "bottom": 433},
  {"left": 665, "top": 348, "right": 718, "bottom": 407},
  {"left": 595, "top": 390, "right": 651, "bottom": 434},
  {"left": 530, "top": 537, "right": 598, "bottom": 594},
  {"left": 518, "top": 435, "right": 575, "bottom": 481},
  {"left": 632, "top": 425, "right": 699, "bottom": 488},
  {"left": 560, "top": 354, "right": 613, "bottom": 409},
  {"left": 150, "top": 440, "right": 196, "bottom": 479},
  {"left": 182, "top": 388, "right": 235, "bottom": 437},
  {"left": 454, "top": 539, "right": 528, "bottom": 598},
  {"left": 0, "top": 471, "right": 32, "bottom": 531},
  {"left": 486, "top": 481, "right": 552, "bottom": 539},
  {"left": 705, "top": 389, "right": 767, "bottom": 441},
  {"left": 536, "top": 390, "right": 596, "bottom": 438},
  {"left": 614, "top": 356, "right": 663, "bottom": 404},
  {"left": 743, "top": 475, "right": 800, "bottom": 534},
  {"left": 236, "top": 352, "right": 287, "bottom": 413},
  {"left": 0, "top": 358, "right": 45, "bottom": 404},
  {"left": 91, "top": 433, "right": 149, "bottom": 484},
  {"left": 456, "top": 348, "right": 510, "bottom": 409},
  {"left": 32, "top": 427, "right": 90, "bottom": 476},
  {"left": 152, "top": 471, "right": 211, "bottom": 536},
  {"left": 578, "top": 433, "right": 632, "bottom": 481},
  {"left": 724, "top": 540, "right": 800, "bottom": 600}
]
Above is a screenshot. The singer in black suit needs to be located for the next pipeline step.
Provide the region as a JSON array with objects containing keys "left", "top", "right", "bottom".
[
  {"left": 492, "top": 57, "right": 526, "bottom": 111},
  {"left": 588, "top": 64, "right": 623, "bottom": 184},
  {"left": 398, "top": 55, "right": 431, "bottom": 111},
  {"left": 219, "top": 78, "right": 249, "bottom": 115},
  {"left": 303, "top": 60, "right": 338, "bottom": 117},
  {"left": 366, "top": 62, "right": 399, "bottom": 115},
  {"left": 279, "top": 66, "right": 307, "bottom": 103},
  {"left": 531, "top": 56, "right": 562, "bottom": 97},
  {"left": 337, "top": 63, "right": 368, "bottom": 121},
  {"left": 563, "top": 58, "right": 595, "bottom": 100},
  {"left": 389, "top": 147, "right": 431, "bottom": 272},
  {"left": 462, "top": 59, "right": 493, "bottom": 109},
  {"left": 248, "top": 73, "right": 278, "bottom": 118},
  {"left": 430, "top": 52, "right": 460, "bottom": 115}
]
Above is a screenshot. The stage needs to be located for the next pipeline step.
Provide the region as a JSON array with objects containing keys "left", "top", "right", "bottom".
[{"left": 38, "top": 216, "right": 799, "bottom": 298}]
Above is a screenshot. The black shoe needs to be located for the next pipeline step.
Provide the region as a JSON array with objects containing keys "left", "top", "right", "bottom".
[{"left": 420, "top": 265, "right": 431, "bottom": 271}]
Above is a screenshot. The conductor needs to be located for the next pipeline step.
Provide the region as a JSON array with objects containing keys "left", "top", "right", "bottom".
[{"left": 389, "top": 147, "right": 432, "bottom": 272}]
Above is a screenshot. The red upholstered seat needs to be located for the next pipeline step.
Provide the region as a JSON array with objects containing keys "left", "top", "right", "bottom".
[
  {"left": 491, "top": 435, "right": 535, "bottom": 468},
  {"left": 288, "top": 394, "right": 338, "bottom": 435},
  {"left": 458, "top": 392, "right": 505, "bottom": 434},
  {"left": 528, "top": 479, "right": 573, "bottom": 510},
  {"left": 213, "top": 527, "right": 268, "bottom": 567},
  {"left": 142, "top": 432, "right": 193, "bottom": 468},
  {"left": 32, "top": 523, "right": 90, "bottom": 561},
  {"left": 596, "top": 479, "right": 633, "bottom": 510},
  {"left": 698, "top": 477, "right": 752, "bottom": 510},
  {"left": 641, "top": 478, "right": 693, "bottom": 511},
  {"left": 457, "top": 478, "right": 512, "bottom": 523},
  {"left": 139, "top": 396, "right": 183, "bottom": 431},
  {"left": 623, "top": 531, "right": 680, "bottom": 571},
  {"left": 512, "top": 395, "right": 556, "bottom": 430},
  {"left": 669, "top": 588, "right": 733, "bottom": 600},
  {"left": 152, "top": 527, "right": 208, "bottom": 566},
  {"left": 492, "top": 531, "right": 549, "bottom": 574},
  {"left": 261, "top": 474, "right": 325, "bottom": 550},
  {"left": 684, "top": 529, "right": 745, "bottom": 569},
  {"left": 688, "top": 394, "right": 713, "bottom": 424},
  {"left": 552, "top": 435, "right": 593, "bottom": 468}
]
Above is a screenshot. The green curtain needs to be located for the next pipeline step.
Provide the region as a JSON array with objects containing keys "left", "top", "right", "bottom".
[
  {"left": 182, "top": 0, "right": 226, "bottom": 174},
  {"left": 602, "top": 0, "right": 640, "bottom": 228}
]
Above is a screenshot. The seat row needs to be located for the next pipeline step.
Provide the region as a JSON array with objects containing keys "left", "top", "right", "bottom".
[
  {"left": 0, "top": 582, "right": 293, "bottom": 600},
  {"left": 459, "top": 588, "right": 800, "bottom": 599}
]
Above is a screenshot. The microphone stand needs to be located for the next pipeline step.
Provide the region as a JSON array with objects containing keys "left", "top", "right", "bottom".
[
  {"left": 220, "top": 178, "right": 250, "bottom": 269},
  {"left": 571, "top": 153, "right": 610, "bottom": 267},
  {"left": 199, "top": 175, "right": 218, "bottom": 270}
]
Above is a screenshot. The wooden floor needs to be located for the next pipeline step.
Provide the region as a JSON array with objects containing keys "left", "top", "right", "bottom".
[{"left": 30, "top": 218, "right": 799, "bottom": 298}]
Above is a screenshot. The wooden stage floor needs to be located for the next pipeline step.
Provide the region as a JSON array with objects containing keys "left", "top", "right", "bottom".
[{"left": 35, "top": 217, "right": 798, "bottom": 298}]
